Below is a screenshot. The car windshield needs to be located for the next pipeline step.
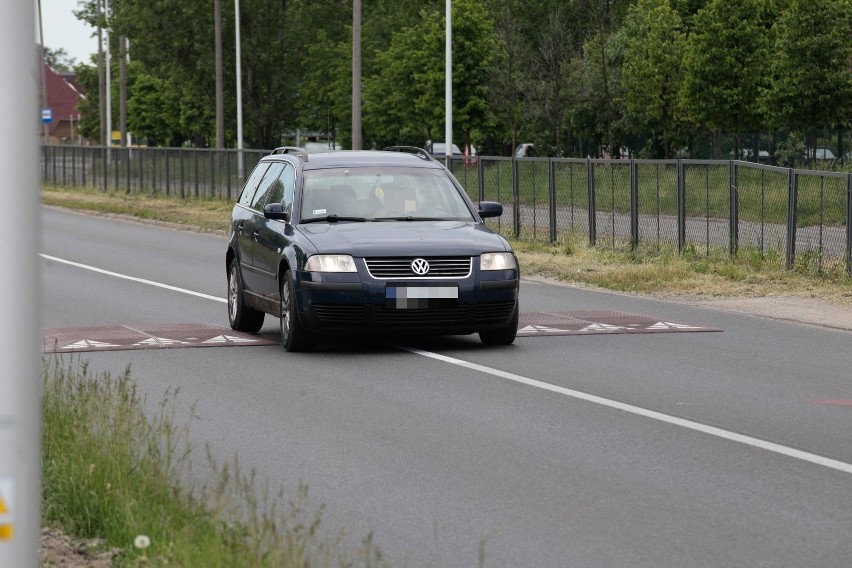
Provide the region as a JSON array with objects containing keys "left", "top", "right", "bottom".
[{"left": 300, "top": 167, "right": 474, "bottom": 222}]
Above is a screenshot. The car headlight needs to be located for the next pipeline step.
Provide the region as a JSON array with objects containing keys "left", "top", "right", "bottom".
[
  {"left": 480, "top": 252, "right": 517, "bottom": 271},
  {"left": 305, "top": 254, "right": 357, "bottom": 273}
]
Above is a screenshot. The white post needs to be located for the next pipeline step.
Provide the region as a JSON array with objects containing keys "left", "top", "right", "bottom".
[
  {"left": 445, "top": 0, "right": 452, "bottom": 161},
  {"left": 105, "top": 0, "right": 112, "bottom": 160},
  {"left": 235, "top": 0, "right": 244, "bottom": 178},
  {"left": 0, "top": 1, "right": 41, "bottom": 566}
]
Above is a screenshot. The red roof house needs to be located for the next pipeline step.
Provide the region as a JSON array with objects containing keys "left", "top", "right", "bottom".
[{"left": 40, "top": 60, "right": 85, "bottom": 144}]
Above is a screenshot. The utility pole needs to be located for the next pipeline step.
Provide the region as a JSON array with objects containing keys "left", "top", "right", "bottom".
[
  {"left": 445, "top": 0, "right": 452, "bottom": 162},
  {"left": 215, "top": 0, "right": 224, "bottom": 148},
  {"left": 105, "top": 0, "right": 112, "bottom": 155},
  {"left": 235, "top": 0, "right": 244, "bottom": 177},
  {"left": 37, "top": 0, "right": 49, "bottom": 143},
  {"left": 120, "top": 36, "right": 127, "bottom": 147},
  {"left": 97, "top": 0, "right": 106, "bottom": 147},
  {"left": 351, "top": 0, "right": 362, "bottom": 150},
  {"left": 0, "top": 0, "right": 41, "bottom": 565}
]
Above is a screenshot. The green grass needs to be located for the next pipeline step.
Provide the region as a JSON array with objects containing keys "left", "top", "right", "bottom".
[{"left": 42, "top": 357, "right": 386, "bottom": 567}]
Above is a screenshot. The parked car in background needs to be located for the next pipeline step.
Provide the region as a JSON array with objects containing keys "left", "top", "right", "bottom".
[
  {"left": 427, "top": 141, "right": 463, "bottom": 157},
  {"left": 302, "top": 141, "right": 341, "bottom": 153},
  {"left": 811, "top": 147, "right": 837, "bottom": 161},
  {"left": 514, "top": 143, "right": 535, "bottom": 158},
  {"left": 226, "top": 146, "right": 520, "bottom": 352}
]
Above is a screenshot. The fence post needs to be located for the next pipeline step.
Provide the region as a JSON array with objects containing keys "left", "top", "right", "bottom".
[
  {"left": 477, "top": 156, "right": 484, "bottom": 203},
  {"left": 512, "top": 158, "right": 520, "bottom": 238},
  {"left": 729, "top": 160, "right": 739, "bottom": 257},
  {"left": 102, "top": 146, "right": 108, "bottom": 192},
  {"left": 677, "top": 158, "right": 685, "bottom": 252},
  {"left": 165, "top": 150, "right": 171, "bottom": 196},
  {"left": 846, "top": 172, "right": 851, "bottom": 276},
  {"left": 785, "top": 168, "right": 797, "bottom": 270},
  {"left": 630, "top": 159, "right": 639, "bottom": 251},
  {"left": 226, "top": 149, "right": 232, "bottom": 201},
  {"left": 587, "top": 157, "right": 596, "bottom": 246},
  {"left": 548, "top": 158, "right": 557, "bottom": 244}
]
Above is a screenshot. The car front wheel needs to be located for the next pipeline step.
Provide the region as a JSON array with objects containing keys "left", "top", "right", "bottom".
[
  {"left": 280, "top": 270, "right": 317, "bottom": 352},
  {"left": 478, "top": 302, "right": 518, "bottom": 346},
  {"left": 228, "top": 259, "right": 264, "bottom": 333}
]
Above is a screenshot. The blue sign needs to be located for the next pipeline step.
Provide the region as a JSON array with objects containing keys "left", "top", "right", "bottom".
[{"left": 41, "top": 109, "right": 52, "bottom": 124}]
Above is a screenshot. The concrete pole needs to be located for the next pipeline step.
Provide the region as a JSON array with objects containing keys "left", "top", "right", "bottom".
[
  {"left": 105, "top": 0, "right": 112, "bottom": 155},
  {"left": 120, "top": 36, "right": 127, "bottom": 147},
  {"left": 215, "top": 0, "right": 224, "bottom": 149},
  {"left": 235, "top": 0, "right": 244, "bottom": 177},
  {"left": 0, "top": 1, "right": 41, "bottom": 565},
  {"left": 37, "top": 0, "right": 49, "bottom": 143},
  {"left": 97, "top": 0, "right": 106, "bottom": 147},
  {"left": 351, "top": 0, "right": 362, "bottom": 150},
  {"left": 445, "top": 0, "right": 452, "bottom": 161}
]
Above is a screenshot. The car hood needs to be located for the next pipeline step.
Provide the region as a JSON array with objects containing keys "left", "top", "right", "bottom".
[{"left": 297, "top": 221, "right": 510, "bottom": 257}]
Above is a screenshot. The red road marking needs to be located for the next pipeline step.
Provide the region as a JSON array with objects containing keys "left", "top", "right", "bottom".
[{"left": 811, "top": 400, "right": 852, "bottom": 408}]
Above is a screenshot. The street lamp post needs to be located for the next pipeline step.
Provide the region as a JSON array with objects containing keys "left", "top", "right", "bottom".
[
  {"left": 0, "top": 1, "right": 40, "bottom": 565},
  {"left": 445, "top": 0, "right": 452, "bottom": 164},
  {"left": 235, "top": 0, "right": 244, "bottom": 178}
]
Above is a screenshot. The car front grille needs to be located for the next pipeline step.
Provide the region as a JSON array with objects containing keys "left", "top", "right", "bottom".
[
  {"left": 312, "top": 301, "right": 515, "bottom": 328},
  {"left": 365, "top": 257, "right": 472, "bottom": 279}
]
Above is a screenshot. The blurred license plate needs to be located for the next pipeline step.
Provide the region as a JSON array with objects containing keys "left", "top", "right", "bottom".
[{"left": 385, "top": 286, "right": 458, "bottom": 309}]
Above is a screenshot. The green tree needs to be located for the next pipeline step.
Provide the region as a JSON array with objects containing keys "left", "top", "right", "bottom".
[
  {"left": 364, "top": 0, "right": 497, "bottom": 151},
  {"left": 680, "top": 0, "right": 774, "bottom": 156},
  {"left": 621, "top": 0, "right": 688, "bottom": 157},
  {"left": 762, "top": 0, "right": 852, "bottom": 156}
]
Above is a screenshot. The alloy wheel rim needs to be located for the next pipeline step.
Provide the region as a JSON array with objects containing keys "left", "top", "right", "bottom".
[
  {"left": 228, "top": 267, "right": 238, "bottom": 322},
  {"left": 281, "top": 282, "right": 291, "bottom": 343}
]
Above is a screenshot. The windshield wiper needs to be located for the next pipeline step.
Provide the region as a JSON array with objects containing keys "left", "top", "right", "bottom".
[
  {"left": 300, "top": 215, "right": 367, "bottom": 224},
  {"left": 372, "top": 216, "right": 454, "bottom": 222}
]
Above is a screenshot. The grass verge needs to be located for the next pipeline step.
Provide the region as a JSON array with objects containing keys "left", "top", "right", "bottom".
[
  {"left": 41, "top": 184, "right": 852, "bottom": 305},
  {"left": 42, "top": 357, "right": 385, "bottom": 567}
]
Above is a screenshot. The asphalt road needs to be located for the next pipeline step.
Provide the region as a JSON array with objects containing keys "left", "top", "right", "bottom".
[{"left": 41, "top": 206, "right": 852, "bottom": 567}]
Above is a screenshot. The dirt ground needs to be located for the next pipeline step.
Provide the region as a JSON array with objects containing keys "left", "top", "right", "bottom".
[{"left": 40, "top": 527, "right": 120, "bottom": 567}]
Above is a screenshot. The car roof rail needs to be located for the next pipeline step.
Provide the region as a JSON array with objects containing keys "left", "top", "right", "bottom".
[
  {"left": 383, "top": 146, "right": 435, "bottom": 162},
  {"left": 270, "top": 147, "right": 309, "bottom": 161}
]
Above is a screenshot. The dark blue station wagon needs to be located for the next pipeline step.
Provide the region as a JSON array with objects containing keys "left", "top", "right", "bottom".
[{"left": 226, "top": 147, "right": 519, "bottom": 351}]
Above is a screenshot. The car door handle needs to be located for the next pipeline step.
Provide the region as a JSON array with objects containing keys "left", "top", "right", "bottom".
[
  {"left": 237, "top": 221, "right": 245, "bottom": 233},
  {"left": 253, "top": 230, "right": 260, "bottom": 241}
]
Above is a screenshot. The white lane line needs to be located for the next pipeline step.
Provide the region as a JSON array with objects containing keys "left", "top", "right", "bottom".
[
  {"left": 40, "top": 254, "right": 227, "bottom": 304},
  {"left": 44, "top": 251, "right": 852, "bottom": 475},
  {"left": 401, "top": 346, "right": 852, "bottom": 476}
]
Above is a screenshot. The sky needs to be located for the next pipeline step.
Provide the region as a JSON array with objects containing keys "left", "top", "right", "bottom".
[{"left": 40, "top": 0, "right": 98, "bottom": 65}]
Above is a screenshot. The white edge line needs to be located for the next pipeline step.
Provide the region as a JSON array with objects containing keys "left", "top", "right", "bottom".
[
  {"left": 43, "top": 251, "right": 852, "bottom": 475},
  {"left": 41, "top": 254, "right": 227, "bottom": 304},
  {"left": 400, "top": 346, "right": 852, "bottom": 476}
]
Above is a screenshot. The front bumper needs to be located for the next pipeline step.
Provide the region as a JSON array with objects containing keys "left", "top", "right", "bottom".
[{"left": 294, "top": 259, "right": 518, "bottom": 335}]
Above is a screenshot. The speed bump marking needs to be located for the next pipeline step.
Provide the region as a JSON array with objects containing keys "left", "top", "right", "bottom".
[
  {"left": 42, "top": 323, "right": 278, "bottom": 353},
  {"left": 517, "top": 311, "right": 720, "bottom": 337}
]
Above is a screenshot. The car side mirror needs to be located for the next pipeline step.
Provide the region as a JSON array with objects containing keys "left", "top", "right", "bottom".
[
  {"left": 478, "top": 201, "right": 503, "bottom": 219},
  {"left": 263, "top": 202, "right": 290, "bottom": 222}
]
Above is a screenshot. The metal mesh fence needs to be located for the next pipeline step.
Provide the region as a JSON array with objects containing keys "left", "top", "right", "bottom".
[
  {"left": 794, "top": 170, "right": 849, "bottom": 274},
  {"left": 735, "top": 163, "right": 789, "bottom": 267},
  {"left": 43, "top": 146, "right": 852, "bottom": 274},
  {"left": 682, "top": 161, "right": 731, "bottom": 256},
  {"left": 636, "top": 160, "right": 679, "bottom": 253}
]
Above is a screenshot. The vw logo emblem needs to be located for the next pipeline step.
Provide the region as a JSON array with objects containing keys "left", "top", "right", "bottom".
[{"left": 411, "top": 258, "right": 430, "bottom": 275}]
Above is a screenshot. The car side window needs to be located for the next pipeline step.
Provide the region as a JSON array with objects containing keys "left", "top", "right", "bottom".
[
  {"left": 250, "top": 162, "right": 285, "bottom": 210},
  {"left": 238, "top": 163, "right": 270, "bottom": 207},
  {"left": 260, "top": 163, "right": 295, "bottom": 210}
]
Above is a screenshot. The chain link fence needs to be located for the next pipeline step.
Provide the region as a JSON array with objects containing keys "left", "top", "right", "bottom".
[{"left": 42, "top": 145, "right": 852, "bottom": 275}]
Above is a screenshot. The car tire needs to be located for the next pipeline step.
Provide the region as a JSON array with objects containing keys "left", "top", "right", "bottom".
[
  {"left": 280, "top": 269, "right": 317, "bottom": 352},
  {"left": 478, "top": 303, "right": 518, "bottom": 346},
  {"left": 228, "top": 259, "right": 264, "bottom": 333}
]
